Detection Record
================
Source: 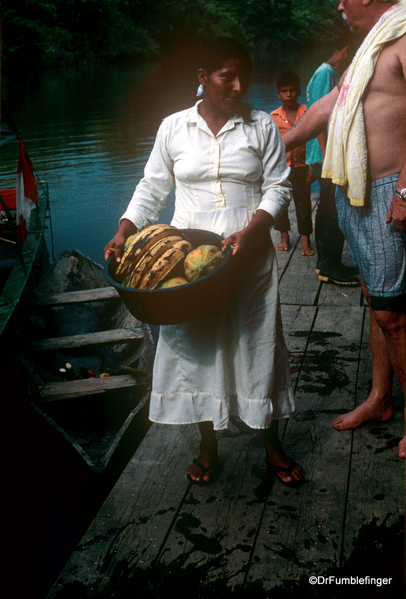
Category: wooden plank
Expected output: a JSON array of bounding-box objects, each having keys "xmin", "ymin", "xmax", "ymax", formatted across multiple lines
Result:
[
  {"xmin": 46, "ymin": 423, "xmax": 199, "ymax": 598},
  {"xmin": 34, "ymin": 286, "xmax": 119, "ymax": 306},
  {"xmin": 37, "ymin": 374, "xmax": 147, "ymax": 402},
  {"xmin": 278, "ymin": 240, "xmax": 320, "ymax": 306},
  {"xmin": 281, "ymin": 304, "xmax": 317, "ymax": 387},
  {"xmin": 140, "ymin": 425, "xmax": 271, "ymax": 598},
  {"xmin": 340, "ymin": 310, "xmax": 405, "ymax": 590},
  {"xmin": 271, "ymin": 228, "xmax": 300, "ymax": 277},
  {"xmin": 244, "ymin": 305, "xmax": 366, "ymax": 593},
  {"xmin": 275, "ymin": 191, "xmax": 319, "ymax": 305},
  {"xmin": 26, "ymin": 328, "xmax": 144, "ymax": 352},
  {"xmin": 318, "ymin": 279, "xmax": 363, "ymax": 307}
]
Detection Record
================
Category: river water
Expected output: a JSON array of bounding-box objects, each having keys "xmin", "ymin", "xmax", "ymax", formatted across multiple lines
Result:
[{"xmin": 2, "ymin": 46, "xmax": 328, "ymax": 266}]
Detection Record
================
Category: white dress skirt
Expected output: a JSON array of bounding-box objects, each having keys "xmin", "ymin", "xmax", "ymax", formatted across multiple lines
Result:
[{"xmin": 149, "ymin": 236, "xmax": 296, "ymax": 430}]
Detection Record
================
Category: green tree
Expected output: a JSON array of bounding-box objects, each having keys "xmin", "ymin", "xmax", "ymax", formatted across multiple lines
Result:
[{"xmin": 0, "ymin": 0, "xmax": 345, "ymax": 71}]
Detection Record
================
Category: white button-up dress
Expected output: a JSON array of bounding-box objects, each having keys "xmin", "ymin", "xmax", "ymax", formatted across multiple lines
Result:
[{"xmin": 121, "ymin": 101, "xmax": 296, "ymax": 430}]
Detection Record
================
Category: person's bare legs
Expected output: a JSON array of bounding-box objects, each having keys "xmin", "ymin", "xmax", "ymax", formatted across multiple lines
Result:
[
  {"xmin": 263, "ymin": 421, "xmax": 303, "ymax": 484},
  {"xmin": 301, "ymin": 234, "xmax": 315, "ymax": 256},
  {"xmin": 332, "ymin": 278, "xmax": 406, "ymax": 457},
  {"xmin": 187, "ymin": 422, "xmax": 218, "ymax": 483},
  {"xmin": 332, "ymin": 307, "xmax": 394, "ymax": 432},
  {"xmin": 276, "ymin": 231, "xmax": 289, "ymax": 251},
  {"xmin": 372, "ymin": 306, "xmax": 406, "ymax": 458}
]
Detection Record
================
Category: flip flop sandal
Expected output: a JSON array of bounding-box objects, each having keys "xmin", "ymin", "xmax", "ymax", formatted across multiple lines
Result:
[
  {"xmin": 187, "ymin": 458, "xmax": 217, "ymax": 486},
  {"xmin": 266, "ymin": 458, "xmax": 303, "ymax": 488}
]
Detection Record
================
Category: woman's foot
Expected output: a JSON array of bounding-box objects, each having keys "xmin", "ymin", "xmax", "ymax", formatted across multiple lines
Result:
[
  {"xmin": 276, "ymin": 231, "xmax": 290, "ymax": 251},
  {"xmin": 264, "ymin": 439, "xmax": 303, "ymax": 486},
  {"xmin": 187, "ymin": 424, "xmax": 218, "ymax": 484}
]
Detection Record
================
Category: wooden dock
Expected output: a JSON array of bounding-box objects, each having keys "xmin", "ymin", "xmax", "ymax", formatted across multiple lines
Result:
[{"xmin": 46, "ymin": 199, "xmax": 405, "ymax": 599}]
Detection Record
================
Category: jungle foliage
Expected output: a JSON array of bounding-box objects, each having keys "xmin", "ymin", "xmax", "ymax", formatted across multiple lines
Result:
[{"xmin": 1, "ymin": 0, "xmax": 346, "ymax": 70}]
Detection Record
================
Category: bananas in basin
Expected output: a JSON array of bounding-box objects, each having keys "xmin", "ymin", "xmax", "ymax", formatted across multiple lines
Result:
[{"xmin": 115, "ymin": 224, "xmax": 225, "ymax": 291}]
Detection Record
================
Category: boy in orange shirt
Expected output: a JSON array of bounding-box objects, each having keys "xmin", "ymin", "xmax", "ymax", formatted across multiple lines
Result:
[{"xmin": 270, "ymin": 72, "xmax": 313, "ymax": 256}]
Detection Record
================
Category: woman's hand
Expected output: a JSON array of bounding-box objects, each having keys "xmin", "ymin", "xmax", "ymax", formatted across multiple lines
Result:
[
  {"xmin": 222, "ymin": 209, "xmax": 275, "ymax": 256},
  {"xmin": 103, "ymin": 219, "xmax": 137, "ymax": 262},
  {"xmin": 222, "ymin": 229, "xmax": 251, "ymax": 256}
]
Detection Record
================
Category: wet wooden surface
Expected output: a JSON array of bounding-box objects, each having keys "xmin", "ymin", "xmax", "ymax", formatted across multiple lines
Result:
[{"xmin": 47, "ymin": 196, "xmax": 405, "ymax": 599}]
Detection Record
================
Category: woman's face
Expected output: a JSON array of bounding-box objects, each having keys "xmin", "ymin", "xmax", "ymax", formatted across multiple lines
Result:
[{"xmin": 199, "ymin": 58, "xmax": 251, "ymax": 115}]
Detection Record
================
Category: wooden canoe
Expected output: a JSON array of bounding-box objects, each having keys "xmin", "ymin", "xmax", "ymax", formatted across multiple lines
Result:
[{"xmin": 20, "ymin": 249, "xmax": 155, "ymax": 474}]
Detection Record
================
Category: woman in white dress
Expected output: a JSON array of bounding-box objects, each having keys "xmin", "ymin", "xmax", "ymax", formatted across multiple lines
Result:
[{"xmin": 104, "ymin": 38, "xmax": 303, "ymax": 487}]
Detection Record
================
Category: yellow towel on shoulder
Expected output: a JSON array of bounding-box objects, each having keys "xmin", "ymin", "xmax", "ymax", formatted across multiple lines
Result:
[{"xmin": 322, "ymin": 1, "xmax": 406, "ymax": 206}]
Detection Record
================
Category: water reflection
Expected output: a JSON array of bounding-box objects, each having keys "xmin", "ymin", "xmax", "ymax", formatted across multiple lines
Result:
[{"xmin": 2, "ymin": 46, "xmax": 330, "ymax": 263}]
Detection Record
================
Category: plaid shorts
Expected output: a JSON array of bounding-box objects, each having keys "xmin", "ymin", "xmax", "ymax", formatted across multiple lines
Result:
[{"xmin": 335, "ymin": 173, "xmax": 406, "ymax": 311}]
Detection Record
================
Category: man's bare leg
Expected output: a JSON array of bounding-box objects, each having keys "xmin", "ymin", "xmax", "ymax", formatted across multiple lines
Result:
[
  {"xmin": 276, "ymin": 231, "xmax": 290, "ymax": 251},
  {"xmin": 301, "ymin": 234, "xmax": 315, "ymax": 256},
  {"xmin": 263, "ymin": 421, "xmax": 303, "ymax": 484},
  {"xmin": 372, "ymin": 307, "xmax": 406, "ymax": 458},
  {"xmin": 332, "ymin": 309, "xmax": 394, "ymax": 432},
  {"xmin": 187, "ymin": 422, "xmax": 218, "ymax": 483}
]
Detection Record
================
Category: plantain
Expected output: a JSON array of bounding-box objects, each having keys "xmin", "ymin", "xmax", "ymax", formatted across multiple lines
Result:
[
  {"xmin": 139, "ymin": 239, "xmax": 193, "ymax": 290},
  {"xmin": 128, "ymin": 234, "xmax": 186, "ymax": 288},
  {"xmin": 158, "ymin": 276, "xmax": 189, "ymax": 289},
  {"xmin": 124, "ymin": 233, "xmax": 138, "ymax": 251},
  {"xmin": 116, "ymin": 224, "xmax": 179, "ymax": 280}
]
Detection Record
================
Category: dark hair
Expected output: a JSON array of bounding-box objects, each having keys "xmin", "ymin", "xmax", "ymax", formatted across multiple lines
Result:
[
  {"xmin": 200, "ymin": 37, "xmax": 253, "ymax": 123},
  {"xmin": 335, "ymin": 31, "xmax": 364, "ymax": 64},
  {"xmin": 202, "ymin": 37, "xmax": 252, "ymax": 75},
  {"xmin": 276, "ymin": 72, "xmax": 301, "ymax": 91}
]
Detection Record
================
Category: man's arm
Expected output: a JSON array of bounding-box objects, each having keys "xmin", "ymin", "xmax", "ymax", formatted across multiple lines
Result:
[
  {"xmin": 283, "ymin": 86, "xmax": 339, "ymax": 151},
  {"xmin": 385, "ymin": 37, "xmax": 406, "ymax": 232}
]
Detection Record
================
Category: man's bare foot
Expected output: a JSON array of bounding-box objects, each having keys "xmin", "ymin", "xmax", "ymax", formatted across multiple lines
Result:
[
  {"xmin": 187, "ymin": 435, "xmax": 218, "ymax": 484},
  {"xmin": 332, "ymin": 394, "xmax": 394, "ymax": 431},
  {"xmin": 301, "ymin": 235, "xmax": 315, "ymax": 256},
  {"xmin": 264, "ymin": 440, "xmax": 303, "ymax": 486},
  {"xmin": 398, "ymin": 434, "xmax": 406, "ymax": 458},
  {"xmin": 276, "ymin": 231, "xmax": 290, "ymax": 252}
]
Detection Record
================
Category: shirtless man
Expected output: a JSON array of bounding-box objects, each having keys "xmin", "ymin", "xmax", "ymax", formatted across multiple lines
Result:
[{"xmin": 283, "ymin": 0, "xmax": 406, "ymax": 458}]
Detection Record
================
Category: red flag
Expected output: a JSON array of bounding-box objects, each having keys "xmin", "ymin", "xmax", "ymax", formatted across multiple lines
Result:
[
  {"xmin": 16, "ymin": 139, "xmax": 38, "ymax": 231},
  {"xmin": 17, "ymin": 139, "xmax": 38, "ymax": 206}
]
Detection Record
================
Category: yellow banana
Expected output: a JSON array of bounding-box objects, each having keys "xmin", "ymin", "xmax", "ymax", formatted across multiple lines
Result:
[
  {"xmin": 128, "ymin": 234, "xmax": 185, "ymax": 288},
  {"xmin": 139, "ymin": 239, "xmax": 193, "ymax": 290},
  {"xmin": 116, "ymin": 224, "xmax": 179, "ymax": 279}
]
